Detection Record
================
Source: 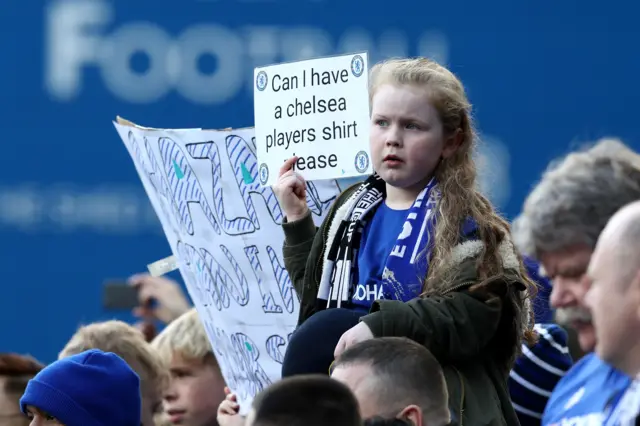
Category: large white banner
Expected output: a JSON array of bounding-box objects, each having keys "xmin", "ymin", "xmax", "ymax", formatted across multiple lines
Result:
[{"xmin": 113, "ymin": 118, "xmax": 347, "ymax": 413}]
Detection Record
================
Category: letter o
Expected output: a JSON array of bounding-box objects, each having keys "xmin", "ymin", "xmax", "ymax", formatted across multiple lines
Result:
[
  {"xmin": 173, "ymin": 25, "xmax": 243, "ymax": 105},
  {"xmin": 99, "ymin": 22, "xmax": 174, "ymax": 103}
]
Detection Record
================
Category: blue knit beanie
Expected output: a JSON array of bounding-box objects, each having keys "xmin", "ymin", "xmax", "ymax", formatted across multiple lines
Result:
[
  {"xmin": 509, "ymin": 324, "xmax": 573, "ymax": 426},
  {"xmin": 20, "ymin": 349, "xmax": 141, "ymax": 426}
]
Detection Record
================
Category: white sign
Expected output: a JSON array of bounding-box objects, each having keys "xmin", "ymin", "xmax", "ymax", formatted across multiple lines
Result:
[
  {"xmin": 113, "ymin": 118, "xmax": 344, "ymax": 414},
  {"xmin": 254, "ymin": 52, "xmax": 372, "ymax": 186}
]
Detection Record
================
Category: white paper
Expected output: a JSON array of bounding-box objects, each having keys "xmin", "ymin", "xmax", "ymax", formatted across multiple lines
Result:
[
  {"xmin": 147, "ymin": 255, "xmax": 178, "ymax": 277},
  {"xmin": 254, "ymin": 52, "xmax": 372, "ymax": 186},
  {"xmin": 113, "ymin": 120, "xmax": 344, "ymax": 414}
]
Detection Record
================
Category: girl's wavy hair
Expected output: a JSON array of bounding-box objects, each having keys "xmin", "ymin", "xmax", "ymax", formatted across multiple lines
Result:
[{"xmin": 369, "ymin": 58, "xmax": 537, "ymax": 347}]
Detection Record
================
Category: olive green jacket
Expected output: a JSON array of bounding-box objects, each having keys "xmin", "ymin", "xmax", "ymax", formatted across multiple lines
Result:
[{"xmin": 282, "ymin": 185, "xmax": 529, "ymax": 426}]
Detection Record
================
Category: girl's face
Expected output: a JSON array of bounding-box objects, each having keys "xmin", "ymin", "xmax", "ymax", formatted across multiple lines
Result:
[{"xmin": 370, "ymin": 83, "xmax": 454, "ymax": 191}]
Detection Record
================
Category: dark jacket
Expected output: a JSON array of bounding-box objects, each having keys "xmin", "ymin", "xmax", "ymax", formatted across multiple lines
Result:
[{"xmin": 282, "ymin": 184, "xmax": 528, "ymax": 426}]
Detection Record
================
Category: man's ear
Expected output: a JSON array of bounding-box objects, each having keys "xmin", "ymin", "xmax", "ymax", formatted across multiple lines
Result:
[
  {"xmin": 442, "ymin": 128, "xmax": 463, "ymax": 159},
  {"xmin": 398, "ymin": 404, "xmax": 422, "ymax": 426}
]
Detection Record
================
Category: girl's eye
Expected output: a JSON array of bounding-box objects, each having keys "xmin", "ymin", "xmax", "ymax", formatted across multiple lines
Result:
[
  {"xmin": 406, "ymin": 123, "xmax": 420, "ymax": 130},
  {"xmin": 375, "ymin": 119, "xmax": 388, "ymax": 127}
]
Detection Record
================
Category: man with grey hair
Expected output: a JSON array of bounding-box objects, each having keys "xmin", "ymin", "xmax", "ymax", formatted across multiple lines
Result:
[
  {"xmin": 585, "ymin": 200, "xmax": 640, "ymax": 425},
  {"xmin": 511, "ymin": 138, "xmax": 640, "ymax": 425}
]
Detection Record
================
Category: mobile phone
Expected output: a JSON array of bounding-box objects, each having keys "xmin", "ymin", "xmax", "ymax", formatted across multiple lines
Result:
[{"xmin": 103, "ymin": 281, "xmax": 139, "ymax": 310}]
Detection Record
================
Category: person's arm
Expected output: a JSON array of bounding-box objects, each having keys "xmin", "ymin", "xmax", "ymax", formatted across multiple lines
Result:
[
  {"xmin": 282, "ymin": 212, "xmax": 319, "ymax": 299},
  {"xmin": 128, "ymin": 274, "xmax": 192, "ymax": 325},
  {"xmin": 360, "ymin": 289, "xmax": 503, "ymax": 362},
  {"xmin": 282, "ymin": 183, "xmax": 360, "ymax": 301}
]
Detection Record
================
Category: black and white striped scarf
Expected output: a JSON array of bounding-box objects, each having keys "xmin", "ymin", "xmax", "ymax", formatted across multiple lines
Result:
[{"xmin": 317, "ymin": 173, "xmax": 440, "ymax": 308}]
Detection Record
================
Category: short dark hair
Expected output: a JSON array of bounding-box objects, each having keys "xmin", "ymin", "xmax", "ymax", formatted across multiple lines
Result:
[
  {"xmin": 251, "ymin": 375, "xmax": 361, "ymax": 426},
  {"xmin": 333, "ymin": 337, "xmax": 448, "ymax": 423}
]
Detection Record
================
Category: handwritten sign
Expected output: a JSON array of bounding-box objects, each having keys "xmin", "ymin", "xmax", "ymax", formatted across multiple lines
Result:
[
  {"xmin": 113, "ymin": 118, "xmax": 345, "ymax": 414},
  {"xmin": 254, "ymin": 52, "xmax": 372, "ymax": 186}
]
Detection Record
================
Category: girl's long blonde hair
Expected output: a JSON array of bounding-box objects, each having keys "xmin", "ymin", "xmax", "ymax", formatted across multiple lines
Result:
[{"xmin": 370, "ymin": 58, "xmax": 536, "ymax": 348}]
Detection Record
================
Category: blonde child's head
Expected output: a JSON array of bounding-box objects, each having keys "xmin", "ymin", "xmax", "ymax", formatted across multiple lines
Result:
[{"xmin": 152, "ymin": 308, "xmax": 226, "ymax": 426}]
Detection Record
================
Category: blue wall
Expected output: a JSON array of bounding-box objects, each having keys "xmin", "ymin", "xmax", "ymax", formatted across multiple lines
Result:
[{"xmin": 1, "ymin": 0, "xmax": 637, "ymax": 363}]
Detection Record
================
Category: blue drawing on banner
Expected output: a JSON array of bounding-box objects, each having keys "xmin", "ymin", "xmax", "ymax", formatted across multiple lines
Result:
[
  {"xmin": 266, "ymin": 333, "xmax": 294, "ymax": 365},
  {"xmin": 201, "ymin": 246, "xmax": 250, "ymax": 307},
  {"xmin": 182, "ymin": 140, "xmax": 253, "ymax": 235},
  {"xmin": 187, "ymin": 136, "xmax": 282, "ymax": 235},
  {"xmin": 199, "ymin": 133, "xmax": 336, "ymax": 224},
  {"xmin": 305, "ymin": 178, "xmax": 338, "ymax": 217},
  {"xmin": 231, "ymin": 332, "xmax": 271, "ymax": 397},
  {"xmin": 158, "ymin": 137, "xmax": 221, "ymax": 236},
  {"xmin": 256, "ymin": 71, "xmax": 268, "ymax": 91},
  {"xmin": 266, "ymin": 246, "xmax": 296, "ymax": 312},
  {"xmin": 172, "ymin": 160, "xmax": 185, "ymax": 179},
  {"xmin": 206, "ymin": 324, "xmax": 271, "ymax": 401},
  {"xmin": 258, "ymin": 163, "xmax": 269, "ymax": 186},
  {"xmin": 184, "ymin": 262, "xmax": 206, "ymax": 305},
  {"xmin": 177, "ymin": 241, "xmax": 230, "ymax": 310},
  {"xmin": 351, "ymin": 55, "xmax": 365, "ymax": 78},
  {"xmin": 244, "ymin": 246, "xmax": 283, "ymax": 314},
  {"xmin": 127, "ymin": 131, "xmax": 186, "ymax": 237},
  {"xmin": 176, "ymin": 242, "xmax": 249, "ymax": 310},
  {"xmin": 146, "ymin": 137, "xmax": 189, "ymax": 235},
  {"xmin": 266, "ymin": 335, "xmax": 287, "ymax": 364},
  {"xmin": 240, "ymin": 162, "xmax": 255, "ymax": 184},
  {"xmin": 226, "ymin": 135, "xmax": 283, "ymax": 225},
  {"xmin": 354, "ymin": 150, "xmax": 369, "ymax": 173}
]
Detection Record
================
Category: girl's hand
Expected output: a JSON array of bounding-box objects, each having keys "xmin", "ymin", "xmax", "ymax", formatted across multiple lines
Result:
[
  {"xmin": 273, "ymin": 157, "xmax": 309, "ymax": 222},
  {"xmin": 217, "ymin": 387, "xmax": 244, "ymax": 426},
  {"xmin": 334, "ymin": 322, "xmax": 375, "ymax": 358}
]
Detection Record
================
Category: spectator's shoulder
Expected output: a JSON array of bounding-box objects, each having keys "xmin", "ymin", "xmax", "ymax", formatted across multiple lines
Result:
[
  {"xmin": 521, "ymin": 323, "xmax": 573, "ymax": 373},
  {"xmin": 557, "ymin": 353, "xmax": 603, "ymax": 386}
]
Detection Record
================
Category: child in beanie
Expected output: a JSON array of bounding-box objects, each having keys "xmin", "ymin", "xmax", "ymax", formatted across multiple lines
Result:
[{"xmin": 20, "ymin": 349, "xmax": 141, "ymax": 426}]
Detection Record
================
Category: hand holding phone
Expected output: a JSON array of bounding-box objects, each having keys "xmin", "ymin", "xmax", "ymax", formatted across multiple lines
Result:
[
  {"xmin": 102, "ymin": 281, "xmax": 140, "ymax": 311},
  {"xmin": 127, "ymin": 274, "xmax": 191, "ymax": 324}
]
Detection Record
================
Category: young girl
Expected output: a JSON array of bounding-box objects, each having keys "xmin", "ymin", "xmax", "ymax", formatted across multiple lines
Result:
[{"xmin": 274, "ymin": 57, "xmax": 536, "ymax": 426}]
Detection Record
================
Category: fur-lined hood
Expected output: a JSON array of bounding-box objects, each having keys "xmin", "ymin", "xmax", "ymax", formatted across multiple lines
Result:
[{"xmin": 444, "ymin": 237, "xmax": 534, "ymax": 339}]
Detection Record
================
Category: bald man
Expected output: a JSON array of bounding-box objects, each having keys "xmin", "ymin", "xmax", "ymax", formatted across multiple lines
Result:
[{"xmin": 585, "ymin": 200, "xmax": 640, "ymax": 425}]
